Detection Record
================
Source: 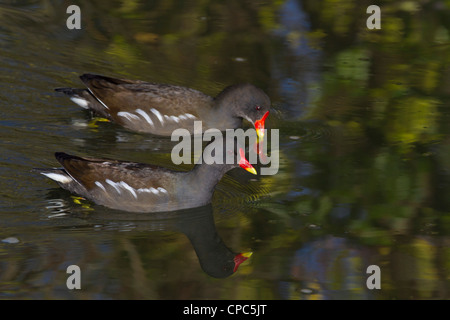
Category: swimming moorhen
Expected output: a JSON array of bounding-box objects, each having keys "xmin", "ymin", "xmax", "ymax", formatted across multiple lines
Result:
[
  {"xmin": 36, "ymin": 142, "xmax": 257, "ymax": 213},
  {"xmin": 56, "ymin": 74, "xmax": 270, "ymax": 138}
]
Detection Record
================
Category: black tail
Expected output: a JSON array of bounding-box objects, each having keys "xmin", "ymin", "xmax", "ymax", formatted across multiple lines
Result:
[
  {"xmin": 31, "ymin": 167, "xmax": 57, "ymax": 174},
  {"xmin": 54, "ymin": 152, "xmax": 87, "ymax": 165},
  {"xmin": 55, "ymin": 87, "xmax": 86, "ymax": 97}
]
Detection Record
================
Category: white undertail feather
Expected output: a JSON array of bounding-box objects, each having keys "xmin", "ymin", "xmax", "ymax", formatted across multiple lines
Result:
[
  {"xmin": 70, "ymin": 97, "xmax": 89, "ymax": 109},
  {"xmin": 41, "ymin": 172, "xmax": 73, "ymax": 184}
]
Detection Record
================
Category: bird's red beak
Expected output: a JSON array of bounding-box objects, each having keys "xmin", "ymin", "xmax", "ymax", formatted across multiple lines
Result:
[
  {"xmin": 233, "ymin": 252, "xmax": 253, "ymax": 272},
  {"xmin": 255, "ymin": 111, "xmax": 269, "ymax": 140},
  {"xmin": 239, "ymin": 148, "xmax": 257, "ymax": 175}
]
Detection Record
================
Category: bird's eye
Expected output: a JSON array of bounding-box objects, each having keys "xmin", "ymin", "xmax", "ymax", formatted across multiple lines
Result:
[{"xmin": 255, "ymin": 105, "xmax": 261, "ymax": 111}]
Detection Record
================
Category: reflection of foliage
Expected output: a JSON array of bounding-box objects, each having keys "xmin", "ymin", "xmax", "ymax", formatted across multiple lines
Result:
[
  {"xmin": 71, "ymin": 0, "xmax": 281, "ymax": 91},
  {"xmin": 2, "ymin": 0, "xmax": 449, "ymax": 299},
  {"xmin": 278, "ymin": 0, "xmax": 450, "ymax": 243},
  {"xmin": 303, "ymin": 0, "xmax": 450, "ymax": 146},
  {"xmin": 0, "ymin": 0, "xmax": 281, "ymax": 90},
  {"xmin": 254, "ymin": 0, "xmax": 450, "ymax": 299}
]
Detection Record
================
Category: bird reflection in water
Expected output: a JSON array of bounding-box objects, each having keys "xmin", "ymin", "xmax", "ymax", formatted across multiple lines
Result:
[{"xmin": 43, "ymin": 199, "xmax": 252, "ymax": 279}]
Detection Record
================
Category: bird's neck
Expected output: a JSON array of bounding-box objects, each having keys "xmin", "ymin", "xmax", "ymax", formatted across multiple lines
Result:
[
  {"xmin": 185, "ymin": 163, "xmax": 231, "ymax": 204},
  {"xmin": 190, "ymin": 162, "xmax": 229, "ymax": 187}
]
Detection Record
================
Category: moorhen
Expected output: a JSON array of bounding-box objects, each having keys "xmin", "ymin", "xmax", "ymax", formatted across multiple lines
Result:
[
  {"xmin": 36, "ymin": 141, "xmax": 257, "ymax": 213},
  {"xmin": 56, "ymin": 74, "xmax": 270, "ymax": 138}
]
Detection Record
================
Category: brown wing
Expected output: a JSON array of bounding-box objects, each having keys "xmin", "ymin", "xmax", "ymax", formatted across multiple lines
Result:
[
  {"xmin": 80, "ymin": 74, "xmax": 214, "ymax": 134},
  {"xmin": 55, "ymin": 152, "xmax": 174, "ymax": 188},
  {"xmin": 55, "ymin": 152, "xmax": 180, "ymax": 212}
]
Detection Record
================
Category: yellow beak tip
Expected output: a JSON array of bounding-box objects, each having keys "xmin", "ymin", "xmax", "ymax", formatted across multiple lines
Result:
[{"xmin": 246, "ymin": 167, "xmax": 257, "ymax": 175}]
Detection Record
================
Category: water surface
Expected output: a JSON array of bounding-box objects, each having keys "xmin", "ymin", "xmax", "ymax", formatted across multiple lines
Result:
[{"xmin": 0, "ymin": 0, "xmax": 449, "ymax": 299}]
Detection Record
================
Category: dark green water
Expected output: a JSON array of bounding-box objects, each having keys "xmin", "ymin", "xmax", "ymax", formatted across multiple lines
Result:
[{"xmin": 0, "ymin": 0, "xmax": 449, "ymax": 299}]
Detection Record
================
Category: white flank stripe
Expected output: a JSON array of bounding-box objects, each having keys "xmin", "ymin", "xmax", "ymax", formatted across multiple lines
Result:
[
  {"xmin": 150, "ymin": 108, "xmax": 164, "ymax": 124},
  {"xmin": 157, "ymin": 187, "xmax": 168, "ymax": 194},
  {"xmin": 41, "ymin": 172, "xmax": 73, "ymax": 184},
  {"xmin": 178, "ymin": 115, "xmax": 187, "ymax": 120},
  {"xmin": 135, "ymin": 186, "xmax": 167, "ymax": 195},
  {"xmin": 185, "ymin": 113, "xmax": 196, "ymax": 119},
  {"xmin": 104, "ymin": 179, "xmax": 164, "ymax": 199},
  {"xmin": 163, "ymin": 115, "xmax": 180, "ymax": 123},
  {"xmin": 106, "ymin": 179, "xmax": 122, "ymax": 194},
  {"xmin": 135, "ymin": 109, "xmax": 154, "ymax": 126},
  {"xmin": 119, "ymin": 181, "xmax": 138, "ymax": 199},
  {"xmin": 117, "ymin": 111, "xmax": 140, "ymax": 121},
  {"xmin": 137, "ymin": 188, "xmax": 151, "ymax": 193},
  {"xmin": 70, "ymin": 97, "xmax": 89, "ymax": 109},
  {"xmin": 95, "ymin": 181, "xmax": 106, "ymax": 192},
  {"xmin": 136, "ymin": 187, "xmax": 157, "ymax": 194}
]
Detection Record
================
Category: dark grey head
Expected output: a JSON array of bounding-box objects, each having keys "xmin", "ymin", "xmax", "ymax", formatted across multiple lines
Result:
[
  {"xmin": 198, "ymin": 250, "xmax": 251, "ymax": 278},
  {"xmin": 215, "ymin": 83, "xmax": 271, "ymax": 126}
]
